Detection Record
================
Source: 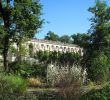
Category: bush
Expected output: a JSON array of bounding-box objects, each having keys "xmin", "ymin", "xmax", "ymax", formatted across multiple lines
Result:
[
  {"xmin": 80, "ymin": 83, "xmax": 110, "ymax": 100},
  {"xmin": 32, "ymin": 62, "xmax": 47, "ymax": 79},
  {"xmin": 9, "ymin": 61, "xmax": 31, "ymax": 77},
  {"xmin": 47, "ymin": 64, "xmax": 87, "ymax": 87},
  {"xmin": 28, "ymin": 77, "xmax": 43, "ymax": 87},
  {"xmin": 0, "ymin": 74, "xmax": 38, "ymax": 100},
  {"xmin": 47, "ymin": 64, "xmax": 87, "ymax": 100},
  {"xmin": 35, "ymin": 50, "xmax": 82, "ymax": 65},
  {"xmin": 0, "ymin": 74, "xmax": 28, "ymax": 93},
  {"xmin": 87, "ymin": 52, "xmax": 110, "ymax": 83},
  {"xmin": 9, "ymin": 61, "xmax": 47, "ymax": 79}
]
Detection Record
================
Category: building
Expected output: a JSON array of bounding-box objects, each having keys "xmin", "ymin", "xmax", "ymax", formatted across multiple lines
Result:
[
  {"xmin": 26, "ymin": 39, "xmax": 83, "ymax": 55},
  {"xmin": 0, "ymin": 39, "xmax": 83, "ymax": 62}
]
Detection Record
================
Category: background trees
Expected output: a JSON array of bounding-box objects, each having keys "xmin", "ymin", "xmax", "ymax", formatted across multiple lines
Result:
[
  {"xmin": 59, "ymin": 35, "xmax": 71, "ymax": 43},
  {"xmin": 45, "ymin": 31, "xmax": 59, "ymax": 41},
  {"xmin": 45, "ymin": 31, "xmax": 71, "ymax": 43},
  {"xmin": 44, "ymin": 31, "xmax": 90, "ymax": 46},
  {"xmin": 71, "ymin": 33, "xmax": 90, "ymax": 48}
]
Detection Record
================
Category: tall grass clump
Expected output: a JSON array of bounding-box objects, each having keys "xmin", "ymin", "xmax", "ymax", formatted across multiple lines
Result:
[
  {"xmin": 47, "ymin": 64, "xmax": 87, "ymax": 100},
  {"xmin": 0, "ymin": 74, "xmax": 32, "ymax": 100},
  {"xmin": 47, "ymin": 64, "xmax": 87, "ymax": 87},
  {"xmin": 0, "ymin": 74, "xmax": 28, "ymax": 93}
]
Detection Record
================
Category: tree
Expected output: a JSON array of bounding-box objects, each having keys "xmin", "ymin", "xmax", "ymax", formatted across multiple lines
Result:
[
  {"xmin": 0, "ymin": 26, "xmax": 5, "ymax": 54},
  {"xmin": 59, "ymin": 35, "xmax": 71, "ymax": 43},
  {"xmin": 71, "ymin": 33, "xmax": 90, "ymax": 48},
  {"xmin": 45, "ymin": 31, "xmax": 59, "ymax": 41},
  {"xmin": 29, "ymin": 43, "xmax": 34, "ymax": 58},
  {"xmin": 85, "ymin": 0, "xmax": 110, "ymax": 82},
  {"xmin": 0, "ymin": 0, "xmax": 43, "ymax": 71}
]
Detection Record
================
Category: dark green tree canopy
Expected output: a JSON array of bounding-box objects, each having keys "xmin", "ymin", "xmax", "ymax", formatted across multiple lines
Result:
[
  {"xmin": 12, "ymin": 0, "xmax": 43, "ymax": 39},
  {"xmin": 45, "ymin": 31, "xmax": 59, "ymax": 41},
  {"xmin": 0, "ymin": 0, "xmax": 43, "ymax": 70},
  {"xmin": 71, "ymin": 33, "xmax": 90, "ymax": 48},
  {"xmin": 59, "ymin": 35, "xmax": 70, "ymax": 43},
  {"xmin": 0, "ymin": 0, "xmax": 43, "ymax": 40},
  {"xmin": 85, "ymin": 0, "xmax": 110, "ymax": 82},
  {"xmin": 88, "ymin": 0, "xmax": 110, "ymax": 52}
]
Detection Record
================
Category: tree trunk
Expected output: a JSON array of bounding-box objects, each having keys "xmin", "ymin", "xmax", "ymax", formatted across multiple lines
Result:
[
  {"xmin": 0, "ymin": 1, "xmax": 11, "ymax": 71},
  {"xmin": 3, "ymin": 36, "xmax": 9, "ymax": 71},
  {"xmin": 3, "ymin": 47, "xmax": 9, "ymax": 71},
  {"xmin": 18, "ymin": 40, "xmax": 22, "ymax": 62}
]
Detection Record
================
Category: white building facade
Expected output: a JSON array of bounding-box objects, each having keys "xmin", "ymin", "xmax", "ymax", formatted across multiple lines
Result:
[{"xmin": 26, "ymin": 39, "xmax": 83, "ymax": 55}]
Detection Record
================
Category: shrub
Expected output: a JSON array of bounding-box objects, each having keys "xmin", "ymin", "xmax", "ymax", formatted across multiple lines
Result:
[
  {"xmin": 0, "ymin": 74, "xmax": 13, "ymax": 93},
  {"xmin": 0, "ymin": 74, "xmax": 28, "ymax": 93},
  {"xmin": 9, "ymin": 61, "xmax": 47, "ymax": 79},
  {"xmin": 35, "ymin": 50, "xmax": 82, "ymax": 65},
  {"xmin": 80, "ymin": 83, "xmax": 110, "ymax": 100},
  {"xmin": 0, "ymin": 74, "xmax": 38, "ymax": 100},
  {"xmin": 47, "ymin": 64, "xmax": 87, "ymax": 100},
  {"xmin": 9, "ymin": 61, "xmax": 31, "ymax": 77},
  {"xmin": 28, "ymin": 77, "xmax": 43, "ymax": 87},
  {"xmin": 32, "ymin": 62, "xmax": 47, "ymax": 79},
  {"xmin": 87, "ymin": 52, "xmax": 110, "ymax": 83},
  {"xmin": 47, "ymin": 64, "xmax": 87, "ymax": 87}
]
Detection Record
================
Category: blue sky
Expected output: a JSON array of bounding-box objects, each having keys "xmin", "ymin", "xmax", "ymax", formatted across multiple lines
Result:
[{"xmin": 36, "ymin": 0, "xmax": 110, "ymax": 39}]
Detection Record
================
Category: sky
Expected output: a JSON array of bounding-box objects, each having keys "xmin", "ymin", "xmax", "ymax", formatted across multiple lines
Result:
[{"xmin": 36, "ymin": 0, "xmax": 110, "ymax": 39}]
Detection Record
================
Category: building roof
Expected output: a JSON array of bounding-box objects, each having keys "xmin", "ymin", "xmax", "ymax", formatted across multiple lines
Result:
[{"xmin": 29, "ymin": 38, "xmax": 81, "ymax": 48}]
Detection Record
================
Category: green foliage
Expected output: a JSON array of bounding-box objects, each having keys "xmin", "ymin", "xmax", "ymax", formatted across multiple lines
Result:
[
  {"xmin": 59, "ymin": 35, "xmax": 71, "ymax": 43},
  {"xmin": 35, "ymin": 51, "xmax": 82, "ymax": 65},
  {"xmin": 9, "ymin": 61, "xmax": 47, "ymax": 79},
  {"xmin": 32, "ymin": 62, "xmax": 47, "ymax": 78},
  {"xmin": 0, "ymin": 0, "xmax": 43, "ymax": 70},
  {"xmin": 9, "ymin": 61, "xmax": 31, "ymax": 77},
  {"xmin": 12, "ymin": 0, "xmax": 43, "ymax": 38},
  {"xmin": 0, "ymin": 26, "xmax": 6, "ymax": 53},
  {"xmin": 87, "ymin": 52, "xmax": 110, "ymax": 82},
  {"xmin": 0, "ymin": 73, "xmax": 37, "ymax": 100},
  {"xmin": 0, "ymin": 74, "xmax": 28, "ymax": 93},
  {"xmin": 45, "ymin": 31, "xmax": 59, "ymax": 41},
  {"xmin": 4, "ymin": 75, "xmax": 28, "ymax": 93},
  {"xmin": 84, "ymin": 0, "xmax": 110, "ymax": 82},
  {"xmin": 18, "ymin": 44, "xmax": 28, "ymax": 57},
  {"xmin": 29, "ymin": 43, "xmax": 34, "ymax": 57},
  {"xmin": 80, "ymin": 83, "xmax": 110, "ymax": 100},
  {"xmin": 71, "ymin": 33, "xmax": 90, "ymax": 48},
  {"xmin": 36, "ymin": 51, "xmax": 49, "ymax": 62},
  {"xmin": 45, "ymin": 31, "xmax": 71, "ymax": 43},
  {"xmin": 49, "ymin": 51, "xmax": 58, "ymax": 63},
  {"xmin": 58, "ymin": 52, "xmax": 81, "ymax": 65}
]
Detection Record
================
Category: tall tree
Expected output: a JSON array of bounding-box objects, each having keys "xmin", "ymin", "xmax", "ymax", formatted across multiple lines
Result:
[
  {"xmin": 0, "ymin": 0, "xmax": 43, "ymax": 71},
  {"xmin": 85, "ymin": 0, "xmax": 110, "ymax": 82},
  {"xmin": 45, "ymin": 31, "xmax": 59, "ymax": 41}
]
